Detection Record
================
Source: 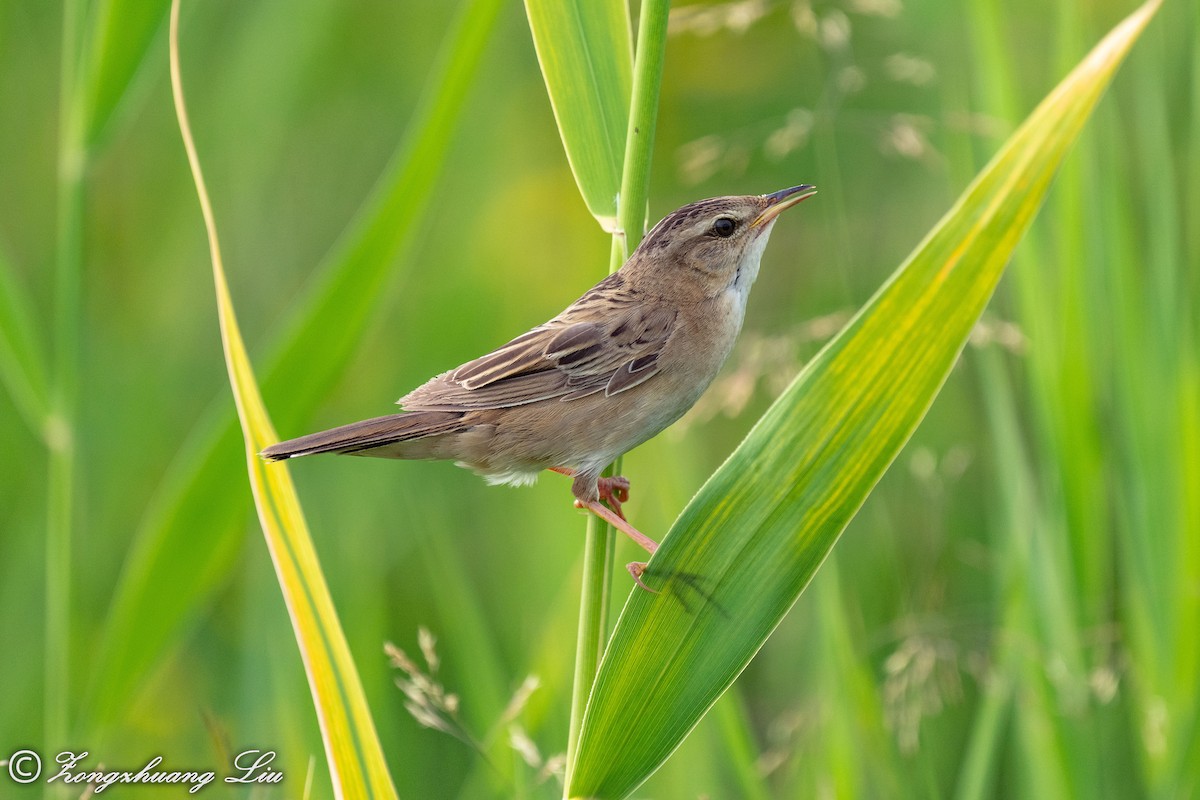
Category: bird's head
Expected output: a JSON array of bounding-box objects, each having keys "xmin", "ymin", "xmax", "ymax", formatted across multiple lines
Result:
[{"xmin": 625, "ymin": 185, "xmax": 816, "ymax": 299}]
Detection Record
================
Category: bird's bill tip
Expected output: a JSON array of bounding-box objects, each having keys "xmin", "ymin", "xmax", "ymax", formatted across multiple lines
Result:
[{"xmin": 752, "ymin": 184, "xmax": 817, "ymax": 227}]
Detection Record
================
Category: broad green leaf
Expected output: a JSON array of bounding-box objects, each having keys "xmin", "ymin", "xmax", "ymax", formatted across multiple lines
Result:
[
  {"xmin": 567, "ymin": 2, "xmax": 1160, "ymax": 797},
  {"xmin": 168, "ymin": 3, "xmax": 397, "ymax": 796},
  {"xmin": 524, "ymin": 0, "xmax": 632, "ymax": 231},
  {"xmin": 85, "ymin": 0, "xmax": 505, "ymax": 732}
]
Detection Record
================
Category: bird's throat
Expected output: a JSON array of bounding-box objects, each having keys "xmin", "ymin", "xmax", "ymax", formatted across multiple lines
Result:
[{"xmin": 730, "ymin": 221, "xmax": 776, "ymax": 301}]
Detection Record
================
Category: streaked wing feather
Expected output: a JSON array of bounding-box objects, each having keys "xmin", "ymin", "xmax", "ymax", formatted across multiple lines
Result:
[
  {"xmin": 544, "ymin": 323, "xmax": 603, "ymax": 358},
  {"xmin": 452, "ymin": 329, "xmax": 548, "ymax": 388},
  {"xmin": 401, "ymin": 368, "xmax": 567, "ymax": 410},
  {"xmin": 605, "ymin": 353, "xmax": 661, "ymax": 395},
  {"xmin": 399, "ymin": 279, "xmax": 676, "ymax": 411}
]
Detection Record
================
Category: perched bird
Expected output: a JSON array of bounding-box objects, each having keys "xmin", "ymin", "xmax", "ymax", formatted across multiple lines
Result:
[{"xmin": 262, "ymin": 185, "xmax": 816, "ymax": 586}]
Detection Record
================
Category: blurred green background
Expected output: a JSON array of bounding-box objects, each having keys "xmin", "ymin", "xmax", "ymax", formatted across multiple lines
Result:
[{"xmin": 1, "ymin": 0, "xmax": 1195, "ymax": 797}]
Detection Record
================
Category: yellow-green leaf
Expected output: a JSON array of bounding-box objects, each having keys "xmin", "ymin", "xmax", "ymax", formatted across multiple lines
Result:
[
  {"xmin": 85, "ymin": 0, "xmax": 503, "ymax": 735},
  {"xmin": 524, "ymin": 0, "xmax": 632, "ymax": 231},
  {"xmin": 170, "ymin": 3, "xmax": 397, "ymax": 797},
  {"xmin": 567, "ymin": 1, "xmax": 1160, "ymax": 797}
]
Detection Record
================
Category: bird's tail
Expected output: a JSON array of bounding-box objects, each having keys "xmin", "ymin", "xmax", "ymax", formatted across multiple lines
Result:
[{"xmin": 260, "ymin": 410, "xmax": 466, "ymax": 461}]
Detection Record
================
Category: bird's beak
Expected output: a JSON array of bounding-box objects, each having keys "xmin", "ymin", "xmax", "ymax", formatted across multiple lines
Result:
[{"xmin": 752, "ymin": 184, "xmax": 817, "ymax": 227}]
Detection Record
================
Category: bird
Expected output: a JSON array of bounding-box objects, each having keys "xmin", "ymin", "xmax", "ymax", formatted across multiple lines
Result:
[{"xmin": 261, "ymin": 185, "xmax": 816, "ymax": 588}]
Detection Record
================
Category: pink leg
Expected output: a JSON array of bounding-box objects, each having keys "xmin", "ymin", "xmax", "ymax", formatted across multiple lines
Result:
[
  {"xmin": 573, "ymin": 498, "xmax": 658, "ymax": 554},
  {"xmin": 552, "ymin": 467, "xmax": 659, "ymax": 592},
  {"xmin": 574, "ymin": 500, "xmax": 659, "ymax": 593}
]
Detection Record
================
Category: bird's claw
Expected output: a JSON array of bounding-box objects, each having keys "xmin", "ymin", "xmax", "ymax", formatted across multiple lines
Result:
[
  {"xmin": 597, "ymin": 475, "xmax": 631, "ymax": 517},
  {"xmin": 627, "ymin": 561, "xmax": 658, "ymax": 593}
]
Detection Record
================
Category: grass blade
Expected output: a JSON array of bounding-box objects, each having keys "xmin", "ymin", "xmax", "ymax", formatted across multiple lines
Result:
[
  {"xmin": 566, "ymin": 2, "xmax": 1160, "ymax": 797},
  {"xmin": 170, "ymin": 3, "xmax": 397, "ymax": 795},
  {"xmin": 86, "ymin": 0, "xmax": 504, "ymax": 731},
  {"xmin": 0, "ymin": 248, "xmax": 50, "ymax": 436},
  {"xmin": 84, "ymin": 0, "xmax": 172, "ymax": 147},
  {"xmin": 524, "ymin": 0, "xmax": 632, "ymax": 231}
]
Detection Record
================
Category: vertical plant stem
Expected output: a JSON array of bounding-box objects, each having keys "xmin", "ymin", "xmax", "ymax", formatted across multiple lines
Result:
[
  {"xmin": 47, "ymin": 0, "xmax": 87, "ymax": 752},
  {"xmin": 565, "ymin": 0, "xmax": 669, "ymax": 788},
  {"xmin": 614, "ymin": 0, "xmax": 668, "ymax": 253},
  {"xmin": 566, "ymin": 514, "xmax": 614, "ymax": 778}
]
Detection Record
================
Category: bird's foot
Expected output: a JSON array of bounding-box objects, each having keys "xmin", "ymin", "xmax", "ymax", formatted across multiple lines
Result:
[
  {"xmin": 596, "ymin": 475, "xmax": 630, "ymax": 517},
  {"xmin": 626, "ymin": 561, "xmax": 658, "ymax": 594},
  {"xmin": 549, "ymin": 466, "xmax": 632, "ymax": 518}
]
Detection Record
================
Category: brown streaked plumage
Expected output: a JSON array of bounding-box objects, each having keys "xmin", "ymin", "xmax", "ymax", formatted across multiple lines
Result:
[{"xmin": 261, "ymin": 185, "xmax": 816, "ymax": 586}]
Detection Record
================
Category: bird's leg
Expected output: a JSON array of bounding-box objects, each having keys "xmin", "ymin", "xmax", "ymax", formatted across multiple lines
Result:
[
  {"xmin": 549, "ymin": 466, "xmax": 630, "ymax": 516},
  {"xmin": 575, "ymin": 499, "xmax": 658, "ymax": 593},
  {"xmin": 550, "ymin": 466, "xmax": 659, "ymax": 593},
  {"xmin": 573, "ymin": 498, "xmax": 658, "ymax": 554}
]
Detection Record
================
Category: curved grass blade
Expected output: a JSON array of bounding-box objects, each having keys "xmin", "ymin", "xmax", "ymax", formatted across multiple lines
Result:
[
  {"xmin": 0, "ymin": 248, "xmax": 50, "ymax": 436},
  {"xmin": 524, "ymin": 0, "xmax": 632, "ymax": 231},
  {"xmin": 169, "ymin": 4, "xmax": 397, "ymax": 796},
  {"xmin": 86, "ymin": 0, "xmax": 503, "ymax": 731},
  {"xmin": 567, "ymin": 2, "xmax": 1160, "ymax": 797}
]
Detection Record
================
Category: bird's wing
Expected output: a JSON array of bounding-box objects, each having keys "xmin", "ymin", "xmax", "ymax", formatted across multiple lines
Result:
[{"xmin": 398, "ymin": 276, "xmax": 677, "ymax": 411}]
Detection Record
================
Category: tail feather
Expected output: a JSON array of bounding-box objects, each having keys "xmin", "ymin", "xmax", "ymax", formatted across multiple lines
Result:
[{"xmin": 260, "ymin": 410, "xmax": 466, "ymax": 461}]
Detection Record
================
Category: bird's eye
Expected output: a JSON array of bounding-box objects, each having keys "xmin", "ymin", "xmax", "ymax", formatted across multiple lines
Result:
[{"xmin": 711, "ymin": 217, "xmax": 737, "ymax": 238}]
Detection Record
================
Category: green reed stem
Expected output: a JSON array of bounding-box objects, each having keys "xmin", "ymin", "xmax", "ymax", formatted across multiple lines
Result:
[
  {"xmin": 567, "ymin": 513, "xmax": 615, "ymax": 778},
  {"xmin": 614, "ymin": 0, "xmax": 667, "ymax": 251},
  {"xmin": 565, "ymin": 0, "xmax": 669, "ymax": 789}
]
